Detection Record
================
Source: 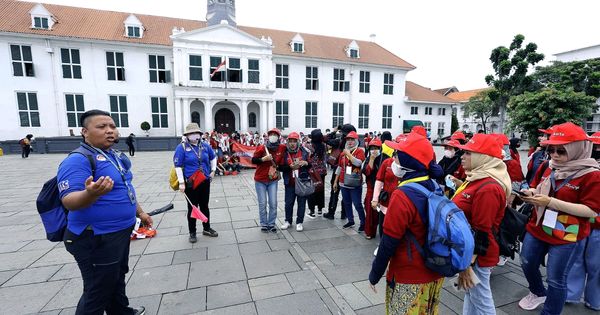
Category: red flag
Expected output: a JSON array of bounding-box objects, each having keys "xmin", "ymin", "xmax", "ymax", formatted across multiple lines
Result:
[
  {"xmin": 182, "ymin": 193, "xmax": 208, "ymax": 223},
  {"xmin": 231, "ymin": 142, "xmax": 257, "ymax": 168},
  {"xmin": 210, "ymin": 59, "xmax": 227, "ymax": 78}
]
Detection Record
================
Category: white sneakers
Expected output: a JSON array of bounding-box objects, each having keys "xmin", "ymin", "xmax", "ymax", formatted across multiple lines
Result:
[
  {"xmin": 280, "ymin": 222, "xmax": 290, "ymax": 230},
  {"xmin": 296, "ymin": 223, "xmax": 304, "ymax": 232},
  {"xmin": 518, "ymin": 292, "xmax": 546, "ymax": 310},
  {"xmin": 280, "ymin": 222, "xmax": 304, "ymax": 231}
]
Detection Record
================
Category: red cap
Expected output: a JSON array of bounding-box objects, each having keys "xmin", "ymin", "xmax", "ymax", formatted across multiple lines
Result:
[
  {"xmin": 287, "ymin": 132, "xmax": 300, "ymax": 140},
  {"xmin": 267, "ymin": 128, "xmax": 281, "ymax": 136},
  {"xmin": 395, "ymin": 134, "xmax": 408, "ymax": 142},
  {"xmin": 541, "ymin": 122, "xmax": 589, "ymax": 146},
  {"xmin": 491, "ymin": 133, "xmax": 510, "ymax": 145},
  {"xmin": 368, "ymin": 138, "xmax": 382, "ymax": 147},
  {"xmin": 590, "ymin": 131, "xmax": 600, "ymax": 145},
  {"xmin": 456, "ymin": 133, "xmax": 504, "ymax": 159},
  {"xmin": 450, "ymin": 131, "xmax": 466, "ymax": 141},
  {"xmin": 384, "ymin": 133, "xmax": 434, "ymax": 169},
  {"xmin": 345, "ymin": 131, "xmax": 359, "ymax": 139},
  {"xmin": 411, "ymin": 125, "xmax": 427, "ymax": 137},
  {"xmin": 444, "ymin": 139, "xmax": 461, "ymax": 148},
  {"xmin": 538, "ymin": 128, "xmax": 553, "ymax": 135}
]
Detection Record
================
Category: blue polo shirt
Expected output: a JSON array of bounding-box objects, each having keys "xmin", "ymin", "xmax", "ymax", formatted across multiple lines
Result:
[
  {"xmin": 57, "ymin": 149, "xmax": 137, "ymax": 235},
  {"xmin": 173, "ymin": 142, "xmax": 215, "ymax": 178}
]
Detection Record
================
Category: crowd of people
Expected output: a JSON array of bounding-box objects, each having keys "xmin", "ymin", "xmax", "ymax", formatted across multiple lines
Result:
[{"xmin": 51, "ymin": 107, "xmax": 600, "ymax": 314}]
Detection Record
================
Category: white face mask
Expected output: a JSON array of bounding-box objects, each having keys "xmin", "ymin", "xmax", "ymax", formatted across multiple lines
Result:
[
  {"xmin": 444, "ymin": 150, "xmax": 455, "ymax": 159},
  {"xmin": 269, "ymin": 135, "xmax": 279, "ymax": 143},
  {"xmin": 370, "ymin": 149, "xmax": 380, "ymax": 157},
  {"xmin": 391, "ymin": 161, "xmax": 407, "ymax": 178},
  {"xmin": 187, "ymin": 134, "xmax": 201, "ymax": 142}
]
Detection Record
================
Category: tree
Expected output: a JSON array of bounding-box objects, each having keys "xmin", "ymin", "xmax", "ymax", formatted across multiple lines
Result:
[
  {"xmin": 462, "ymin": 89, "xmax": 497, "ymax": 134},
  {"xmin": 451, "ymin": 112, "xmax": 459, "ymax": 134},
  {"xmin": 140, "ymin": 121, "xmax": 151, "ymax": 136},
  {"xmin": 531, "ymin": 58, "xmax": 600, "ymax": 98},
  {"xmin": 485, "ymin": 34, "xmax": 545, "ymax": 133},
  {"xmin": 508, "ymin": 88, "xmax": 597, "ymax": 146}
]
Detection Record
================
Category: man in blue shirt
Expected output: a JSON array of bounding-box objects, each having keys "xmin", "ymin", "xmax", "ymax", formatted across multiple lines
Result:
[{"xmin": 58, "ymin": 110, "xmax": 151, "ymax": 315}]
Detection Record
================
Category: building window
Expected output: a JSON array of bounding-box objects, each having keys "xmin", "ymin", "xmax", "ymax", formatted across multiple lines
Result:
[
  {"xmin": 438, "ymin": 107, "xmax": 446, "ymax": 116},
  {"xmin": 350, "ymin": 49, "xmax": 359, "ymax": 58},
  {"xmin": 151, "ymin": 97, "xmax": 168, "ymax": 128},
  {"xmin": 189, "ymin": 55, "xmax": 202, "ymax": 81},
  {"xmin": 359, "ymin": 71, "xmax": 370, "ymax": 93},
  {"xmin": 305, "ymin": 101, "xmax": 318, "ymax": 128},
  {"xmin": 333, "ymin": 68, "xmax": 349, "ymax": 92},
  {"xmin": 33, "ymin": 17, "xmax": 49, "ymax": 29},
  {"xmin": 410, "ymin": 106, "xmax": 418, "ymax": 115},
  {"xmin": 106, "ymin": 52, "xmax": 125, "ymax": 81},
  {"xmin": 16, "ymin": 92, "xmax": 40, "ymax": 127},
  {"xmin": 210, "ymin": 56, "xmax": 226, "ymax": 81},
  {"xmin": 65, "ymin": 94, "xmax": 85, "ymax": 127},
  {"xmin": 332, "ymin": 102, "xmax": 344, "ymax": 128},
  {"xmin": 425, "ymin": 107, "xmax": 433, "ymax": 115},
  {"xmin": 437, "ymin": 122, "xmax": 445, "ymax": 137},
  {"xmin": 293, "ymin": 42, "xmax": 304, "ymax": 53},
  {"xmin": 248, "ymin": 112, "xmax": 257, "ymax": 128},
  {"xmin": 382, "ymin": 104, "xmax": 392, "ymax": 129},
  {"xmin": 276, "ymin": 100, "xmax": 289, "ymax": 129},
  {"xmin": 359, "ymin": 103, "xmax": 369, "ymax": 129},
  {"xmin": 306, "ymin": 66, "xmax": 318, "ymax": 90},
  {"xmin": 61, "ymin": 48, "xmax": 82, "ymax": 79},
  {"xmin": 149, "ymin": 55, "xmax": 169, "ymax": 83},
  {"xmin": 109, "ymin": 95, "xmax": 128, "ymax": 127},
  {"xmin": 384, "ymin": 73, "xmax": 394, "ymax": 95},
  {"xmin": 127, "ymin": 26, "xmax": 141, "ymax": 38},
  {"xmin": 10, "ymin": 45, "xmax": 34, "ymax": 77},
  {"xmin": 227, "ymin": 57, "xmax": 242, "ymax": 82},
  {"xmin": 248, "ymin": 59, "xmax": 259, "ymax": 84},
  {"xmin": 275, "ymin": 64, "xmax": 289, "ymax": 89},
  {"xmin": 424, "ymin": 122, "xmax": 432, "ymax": 133}
]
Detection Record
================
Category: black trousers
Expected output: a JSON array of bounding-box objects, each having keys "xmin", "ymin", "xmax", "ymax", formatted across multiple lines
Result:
[
  {"xmin": 22, "ymin": 145, "xmax": 31, "ymax": 158},
  {"xmin": 308, "ymin": 173, "xmax": 327, "ymax": 212},
  {"xmin": 64, "ymin": 226, "xmax": 135, "ymax": 315},
  {"xmin": 185, "ymin": 179, "xmax": 211, "ymax": 233},
  {"xmin": 127, "ymin": 144, "xmax": 135, "ymax": 156},
  {"xmin": 327, "ymin": 171, "xmax": 346, "ymax": 217}
]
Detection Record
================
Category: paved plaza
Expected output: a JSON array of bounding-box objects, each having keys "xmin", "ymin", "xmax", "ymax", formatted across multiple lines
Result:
[{"xmin": 0, "ymin": 151, "xmax": 596, "ymax": 314}]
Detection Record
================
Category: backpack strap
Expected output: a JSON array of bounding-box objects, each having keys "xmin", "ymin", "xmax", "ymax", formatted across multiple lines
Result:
[{"xmin": 70, "ymin": 146, "xmax": 96, "ymax": 177}]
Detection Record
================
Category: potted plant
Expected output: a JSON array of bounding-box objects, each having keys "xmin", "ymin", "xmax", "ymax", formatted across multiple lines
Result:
[{"xmin": 140, "ymin": 121, "xmax": 151, "ymax": 137}]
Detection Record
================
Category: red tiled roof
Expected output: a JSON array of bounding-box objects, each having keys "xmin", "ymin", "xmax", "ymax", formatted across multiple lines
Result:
[
  {"xmin": 0, "ymin": 0, "xmax": 415, "ymax": 69},
  {"xmin": 405, "ymin": 81, "xmax": 456, "ymax": 104},
  {"xmin": 446, "ymin": 88, "xmax": 489, "ymax": 102}
]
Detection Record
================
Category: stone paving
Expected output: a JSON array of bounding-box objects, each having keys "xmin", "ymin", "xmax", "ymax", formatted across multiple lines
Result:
[{"xmin": 0, "ymin": 151, "xmax": 597, "ymax": 314}]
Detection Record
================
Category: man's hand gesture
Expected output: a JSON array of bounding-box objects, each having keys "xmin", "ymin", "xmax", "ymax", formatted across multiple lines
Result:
[{"xmin": 85, "ymin": 176, "xmax": 114, "ymax": 197}]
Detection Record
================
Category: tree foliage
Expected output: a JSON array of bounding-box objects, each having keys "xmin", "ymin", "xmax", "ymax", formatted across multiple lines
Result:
[
  {"xmin": 531, "ymin": 58, "xmax": 600, "ymax": 98},
  {"xmin": 463, "ymin": 89, "xmax": 497, "ymax": 134},
  {"xmin": 451, "ymin": 112, "xmax": 459, "ymax": 133}
]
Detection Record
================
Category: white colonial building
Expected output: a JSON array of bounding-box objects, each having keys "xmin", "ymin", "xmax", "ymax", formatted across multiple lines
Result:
[{"xmin": 0, "ymin": 0, "xmax": 451, "ymax": 141}]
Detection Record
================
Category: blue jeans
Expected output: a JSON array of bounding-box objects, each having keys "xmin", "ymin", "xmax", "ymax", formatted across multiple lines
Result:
[
  {"xmin": 520, "ymin": 232, "xmax": 585, "ymax": 315},
  {"xmin": 340, "ymin": 186, "xmax": 365, "ymax": 226},
  {"xmin": 284, "ymin": 185, "xmax": 307, "ymax": 224},
  {"xmin": 567, "ymin": 229, "xmax": 600, "ymax": 310},
  {"xmin": 463, "ymin": 263, "xmax": 495, "ymax": 315},
  {"xmin": 255, "ymin": 181, "xmax": 278, "ymax": 227}
]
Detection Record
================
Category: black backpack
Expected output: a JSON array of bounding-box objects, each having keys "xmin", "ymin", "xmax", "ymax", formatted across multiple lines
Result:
[{"xmin": 36, "ymin": 147, "xmax": 96, "ymax": 242}]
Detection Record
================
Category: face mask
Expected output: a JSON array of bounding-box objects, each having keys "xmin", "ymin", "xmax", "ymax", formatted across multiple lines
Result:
[
  {"xmin": 445, "ymin": 174, "xmax": 456, "ymax": 190},
  {"xmin": 370, "ymin": 149, "xmax": 380, "ymax": 157},
  {"xmin": 269, "ymin": 135, "xmax": 279, "ymax": 143},
  {"xmin": 444, "ymin": 150, "xmax": 455, "ymax": 159},
  {"xmin": 391, "ymin": 161, "xmax": 406, "ymax": 178},
  {"xmin": 187, "ymin": 134, "xmax": 201, "ymax": 142}
]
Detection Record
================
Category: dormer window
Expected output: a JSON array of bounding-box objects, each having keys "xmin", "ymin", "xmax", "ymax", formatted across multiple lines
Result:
[
  {"xmin": 290, "ymin": 33, "xmax": 305, "ymax": 53},
  {"xmin": 346, "ymin": 40, "xmax": 360, "ymax": 59},
  {"xmin": 350, "ymin": 49, "xmax": 359, "ymax": 58},
  {"xmin": 33, "ymin": 16, "xmax": 49, "ymax": 29},
  {"xmin": 29, "ymin": 4, "xmax": 55, "ymax": 30},
  {"xmin": 127, "ymin": 26, "xmax": 141, "ymax": 38},
  {"xmin": 123, "ymin": 14, "xmax": 144, "ymax": 38}
]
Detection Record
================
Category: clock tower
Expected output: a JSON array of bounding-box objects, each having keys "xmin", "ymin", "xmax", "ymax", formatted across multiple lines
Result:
[{"xmin": 206, "ymin": 0, "xmax": 236, "ymax": 27}]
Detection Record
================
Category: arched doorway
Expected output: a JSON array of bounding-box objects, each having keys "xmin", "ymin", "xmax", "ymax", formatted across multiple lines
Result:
[
  {"xmin": 191, "ymin": 111, "xmax": 200, "ymax": 125},
  {"xmin": 215, "ymin": 108, "xmax": 235, "ymax": 134}
]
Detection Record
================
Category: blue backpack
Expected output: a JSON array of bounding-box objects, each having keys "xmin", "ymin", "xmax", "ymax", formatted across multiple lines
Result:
[
  {"xmin": 36, "ymin": 147, "xmax": 96, "ymax": 242},
  {"xmin": 402, "ymin": 181, "xmax": 475, "ymax": 277}
]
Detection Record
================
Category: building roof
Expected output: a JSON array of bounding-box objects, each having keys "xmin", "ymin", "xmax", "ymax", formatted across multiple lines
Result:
[
  {"xmin": 433, "ymin": 86, "xmax": 458, "ymax": 95},
  {"xmin": 405, "ymin": 81, "xmax": 456, "ymax": 104},
  {"xmin": 446, "ymin": 88, "xmax": 489, "ymax": 102},
  {"xmin": 0, "ymin": 0, "xmax": 415, "ymax": 69}
]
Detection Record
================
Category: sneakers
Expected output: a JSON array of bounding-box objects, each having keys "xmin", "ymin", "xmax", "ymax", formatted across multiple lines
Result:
[
  {"xmin": 497, "ymin": 256, "xmax": 509, "ymax": 266},
  {"xmin": 269, "ymin": 226, "xmax": 278, "ymax": 233},
  {"xmin": 280, "ymin": 222, "xmax": 291, "ymax": 230},
  {"xmin": 317, "ymin": 209, "xmax": 323, "ymax": 216},
  {"xmin": 189, "ymin": 233, "xmax": 197, "ymax": 243},
  {"xmin": 518, "ymin": 292, "xmax": 546, "ymax": 310},
  {"xmin": 133, "ymin": 306, "xmax": 146, "ymax": 315},
  {"xmin": 260, "ymin": 226, "xmax": 269, "ymax": 233},
  {"xmin": 307, "ymin": 212, "xmax": 316, "ymax": 219},
  {"xmin": 373, "ymin": 246, "xmax": 378, "ymax": 256},
  {"xmin": 358, "ymin": 225, "xmax": 365, "ymax": 232},
  {"xmin": 296, "ymin": 223, "xmax": 304, "ymax": 232},
  {"xmin": 203, "ymin": 229, "xmax": 218, "ymax": 237},
  {"xmin": 323, "ymin": 213, "xmax": 334, "ymax": 220},
  {"xmin": 343, "ymin": 222, "xmax": 355, "ymax": 229}
]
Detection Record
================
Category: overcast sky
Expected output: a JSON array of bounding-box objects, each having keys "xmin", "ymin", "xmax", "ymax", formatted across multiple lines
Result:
[{"xmin": 38, "ymin": 0, "xmax": 599, "ymax": 91}]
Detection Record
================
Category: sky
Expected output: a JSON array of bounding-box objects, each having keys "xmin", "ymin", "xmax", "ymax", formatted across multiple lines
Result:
[{"xmin": 38, "ymin": 0, "xmax": 599, "ymax": 91}]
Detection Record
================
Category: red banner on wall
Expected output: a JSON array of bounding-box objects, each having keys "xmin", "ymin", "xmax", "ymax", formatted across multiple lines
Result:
[{"xmin": 231, "ymin": 142, "xmax": 257, "ymax": 168}]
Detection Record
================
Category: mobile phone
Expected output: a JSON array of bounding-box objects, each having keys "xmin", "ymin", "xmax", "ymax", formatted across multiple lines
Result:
[{"xmin": 512, "ymin": 189, "xmax": 527, "ymax": 197}]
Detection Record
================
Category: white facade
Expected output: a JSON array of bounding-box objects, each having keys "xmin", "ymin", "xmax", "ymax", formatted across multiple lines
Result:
[{"xmin": 405, "ymin": 101, "xmax": 453, "ymax": 140}]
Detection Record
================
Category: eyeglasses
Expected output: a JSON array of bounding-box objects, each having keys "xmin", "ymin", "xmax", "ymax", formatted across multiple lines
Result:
[{"xmin": 547, "ymin": 147, "xmax": 567, "ymax": 155}]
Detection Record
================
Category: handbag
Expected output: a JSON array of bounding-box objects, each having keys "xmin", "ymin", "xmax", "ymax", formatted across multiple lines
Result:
[
  {"xmin": 343, "ymin": 172, "xmax": 362, "ymax": 187},
  {"xmin": 295, "ymin": 176, "xmax": 315, "ymax": 197},
  {"xmin": 268, "ymin": 161, "xmax": 279, "ymax": 180},
  {"xmin": 309, "ymin": 169, "xmax": 324, "ymax": 192},
  {"xmin": 327, "ymin": 148, "xmax": 341, "ymax": 166},
  {"xmin": 188, "ymin": 169, "xmax": 206, "ymax": 189}
]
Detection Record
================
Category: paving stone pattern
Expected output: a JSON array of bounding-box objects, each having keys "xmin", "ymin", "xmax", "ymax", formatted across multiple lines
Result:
[{"xmin": 0, "ymin": 151, "xmax": 596, "ymax": 314}]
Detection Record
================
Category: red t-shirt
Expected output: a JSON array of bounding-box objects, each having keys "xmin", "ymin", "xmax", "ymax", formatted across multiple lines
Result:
[
  {"xmin": 506, "ymin": 159, "xmax": 524, "ymax": 182},
  {"xmin": 452, "ymin": 178, "xmax": 506, "ymax": 267},
  {"xmin": 253, "ymin": 144, "xmax": 285, "ymax": 183},
  {"xmin": 337, "ymin": 148, "xmax": 366, "ymax": 186},
  {"xmin": 276, "ymin": 149, "xmax": 306, "ymax": 187},
  {"xmin": 527, "ymin": 169, "xmax": 600, "ymax": 243},
  {"xmin": 383, "ymin": 189, "xmax": 444, "ymax": 284},
  {"xmin": 376, "ymin": 158, "xmax": 398, "ymax": 207},
  {"xmin": 454, "ymin": 164, "xmax": 466, "ymax": 181}
]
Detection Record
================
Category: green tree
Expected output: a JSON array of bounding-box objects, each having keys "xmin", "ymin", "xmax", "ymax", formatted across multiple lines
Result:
[
  {"xmin": 462, "ymin": 89, "xmax": 497, "ymax": 134},
  {"xmin": 531, "ymin": 58, "xmax": 600, "ymax": 98},
  {"xmin": 451, "ymin": 112, "xmax": 459, "ymax": 133},
  {"xmin": 508, "ymin": 88, "xmax": 597, "ymax": 146},
  {"xmin": 485, "ymin": 34, "xmax": 545, "ymax": 133}
]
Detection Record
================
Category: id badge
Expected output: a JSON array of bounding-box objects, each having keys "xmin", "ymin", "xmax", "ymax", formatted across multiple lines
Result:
[
  {"xmin": 128, "ymin": 189, "xmax": 137, "ymax": 205},
  {"xmin": 346, "ymin": 166, "xmax": 352, "ymax": 175},
  {"xmin": 542, "ymin": 209, "xmax": 558, "ymax": 228}
]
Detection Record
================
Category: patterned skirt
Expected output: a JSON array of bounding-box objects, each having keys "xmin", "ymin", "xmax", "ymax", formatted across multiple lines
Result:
[{"xmin": 385, "ymin": 278, "xmax": 444, "ymax": 315}]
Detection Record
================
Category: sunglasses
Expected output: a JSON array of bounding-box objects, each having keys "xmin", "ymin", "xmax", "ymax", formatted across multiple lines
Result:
[{"xmin": 547, "ymin": 147, "xmax": 567, "ymax": 155}]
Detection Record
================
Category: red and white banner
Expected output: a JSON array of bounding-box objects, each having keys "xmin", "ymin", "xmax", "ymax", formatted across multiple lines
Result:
[
  {"xmin": 210, "ymin": 59, "xmax": 227, "ymax": 78},
  {"xmin": 231, "ymin": 142, "xmax": 257, "ymax": 168}
]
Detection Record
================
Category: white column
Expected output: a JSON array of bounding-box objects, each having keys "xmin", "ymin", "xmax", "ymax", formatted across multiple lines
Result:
[
  {"xmin": 182, "ymin": 98, "xmax": 191, "ymax": 130},
  {"xmin": 267, "ymin": 100, "xmax": 274, "ymax": 130},
  {"xmin": 240, "ymin": 100, "xmax": 248, "ymax": 132},
  {"xmin": 260, "ymin": 100, "xmax": 268, "ymax": 134},
  {"xmin": 174, "ymin": 97, "xmax": 183, "ymax": 136},
  {"xmin": 204, "ymin": 99, "xmax": 213, "ymax": 132}
]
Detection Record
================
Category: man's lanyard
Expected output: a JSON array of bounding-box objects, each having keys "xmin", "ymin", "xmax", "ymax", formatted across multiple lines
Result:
[
  {"xmin": 86, "ymin": 144, "xmax": 136, "ymax": 205},
  {"xmin": 398, "ymin": 176, "xmax": 430, "ymax": 187}
]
